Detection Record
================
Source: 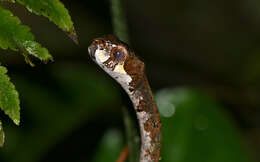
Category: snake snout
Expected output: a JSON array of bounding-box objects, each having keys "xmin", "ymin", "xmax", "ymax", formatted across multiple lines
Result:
[{"xmin": 88, "ymin": 44, "xmax": 97, "ymax": 59}]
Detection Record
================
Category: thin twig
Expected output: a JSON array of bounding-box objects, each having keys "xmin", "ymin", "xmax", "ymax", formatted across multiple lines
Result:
[
  {"xmin": 116, "ymin": 145, "xmax": 129, "ymax": 162},
  {"xmin": 122, "ymin": 107, "xmax": 140, "ymax": 162}
]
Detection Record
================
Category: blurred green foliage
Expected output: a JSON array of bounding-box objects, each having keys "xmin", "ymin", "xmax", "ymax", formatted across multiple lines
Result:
[
  {"xmin": 0, "ymin": 63, "xmax": 121, "ymax": 162},
  {"xmin": 156, "ymin": 88, "xmax": 251, "ymax": 162},
  {"xmin": 92, "ymin": 129, "xmax": 124, "ymax": 162}
]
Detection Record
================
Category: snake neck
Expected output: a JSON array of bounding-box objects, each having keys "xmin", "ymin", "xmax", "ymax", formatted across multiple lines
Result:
[{"xmin": 126, "ymin": 75, "xmax": 161, "ymax": 162}]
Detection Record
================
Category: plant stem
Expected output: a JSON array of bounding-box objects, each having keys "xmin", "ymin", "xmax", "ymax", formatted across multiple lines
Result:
[
  {"xmin": 110, "ymin": 0, "xmax": 129, "ymax": 43},
  {"xmin": 110, "ymin": 0, "xmax": 140, "ymax": 161},
  {"xmin": 122, "ymin": 107, "xmax": 140, "ymax": 162}
]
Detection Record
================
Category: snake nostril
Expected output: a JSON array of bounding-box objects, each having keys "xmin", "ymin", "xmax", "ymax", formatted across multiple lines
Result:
[{"xmin": 88, "ymin": 45, "xmax": 97, "ymax": 58}]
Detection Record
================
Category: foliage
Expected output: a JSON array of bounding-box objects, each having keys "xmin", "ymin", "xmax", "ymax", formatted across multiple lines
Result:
[
  {"xmin": 0, "ymin": 6, "xmax": 52, "ymax": 62},
  {"xmin": 0, "ymin": 66, "xmax": 20, "ymax": 126},
  {"xmin": 0, "ymin": 0, "xmax": 76, "ymax": 146},
  {"xmin": 0, "ymin": 64, "xmax": 121, "ymax": 162},
  {"xmin": 16, "ymin": 0, "xmax": 77, "ymax": 43},
  {"xmin": 156, "ymin": 88, "xmax": 252, "ymax": 162}
]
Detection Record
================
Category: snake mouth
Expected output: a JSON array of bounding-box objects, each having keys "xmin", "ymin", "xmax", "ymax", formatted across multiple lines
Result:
[{"xmin": 88, "ymin": 44, "xmax": 97, "ymax": 60}]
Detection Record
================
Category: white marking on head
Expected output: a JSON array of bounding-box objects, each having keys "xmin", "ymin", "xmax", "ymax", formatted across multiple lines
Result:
[
  {"xmin": 95, "ymin": 49, "xmax": 110, "ymax": 63},
  {"xmin": 111, "ymin": 70, "xmax": 132, "ymax": 88},
  {"xmin": 113, "ymin": 64, "xmax": 127, "ymax": 74},
  {"xmin": 111, "ymin": 63, "xmax": 132, "ymax": 88}
]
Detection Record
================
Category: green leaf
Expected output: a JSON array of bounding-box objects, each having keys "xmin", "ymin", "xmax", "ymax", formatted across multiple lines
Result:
[
  {"xmin": 0, "ymin": 66, "xmax": 20, "ymax": 125},
  {"xmin": 0, "ymin": 6, "xmax": 53, "ymax": 62},
  {"xmin": 156, "ymin": 88, "xmax": 253, "ymax": 162},
  {"xmin": 16, "ymin": 0, "xmax": 78, "ymax": 43},
  {"xmin": 0, "ymin": 121, "xmax": 4, "ymax": 147}
]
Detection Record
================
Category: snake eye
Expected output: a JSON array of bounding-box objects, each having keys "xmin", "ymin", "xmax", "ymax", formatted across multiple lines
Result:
[
  {"xmin": 111, "ymin": 46, "xmax": 127, "ymax": 61},
  {"xmin": 114, "ymin": 51, "xmax": 122, "ymax": 59}
]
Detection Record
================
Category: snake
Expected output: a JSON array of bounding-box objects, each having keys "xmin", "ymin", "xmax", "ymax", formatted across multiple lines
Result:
[{"xmin": 88, "ymin": 35, "xmax": 161, "ymax": 162}]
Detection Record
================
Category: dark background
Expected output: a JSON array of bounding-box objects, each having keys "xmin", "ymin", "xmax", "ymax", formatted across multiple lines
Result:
[{"xmin": 0, "ymin": 0, "xmax": 259, "ymax": 162}]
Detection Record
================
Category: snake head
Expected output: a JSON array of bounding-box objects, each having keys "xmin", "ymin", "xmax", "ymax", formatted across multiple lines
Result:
[{"xmin": 88, "ymin": 35, "xmax": 145, "ymax": 90}]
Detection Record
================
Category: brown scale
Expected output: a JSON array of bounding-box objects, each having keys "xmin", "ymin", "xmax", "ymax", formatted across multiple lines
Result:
[{"xmin": 124, "ymin": 56, "xmax": 145, "ymax": 89}]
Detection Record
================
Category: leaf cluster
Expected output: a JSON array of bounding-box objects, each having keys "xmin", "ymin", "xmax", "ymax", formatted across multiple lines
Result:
[{"xmin": 0, "ymin": 0, "xmax": 76, "ymax": 146}]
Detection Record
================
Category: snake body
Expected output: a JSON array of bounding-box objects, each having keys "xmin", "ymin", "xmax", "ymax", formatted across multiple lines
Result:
[{"xmin": 88, "ymin": 35, "xmax": 161, "ymax": 162}]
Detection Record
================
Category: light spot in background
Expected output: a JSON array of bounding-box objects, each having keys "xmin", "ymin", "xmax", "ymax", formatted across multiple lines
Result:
[
  {"xmin": 155, "ymin": 88, "xmax": 187, "ymax": 118},
  {"xmin": 157, "ymin": 101, "xmax": 175, "ymax": 117}
]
